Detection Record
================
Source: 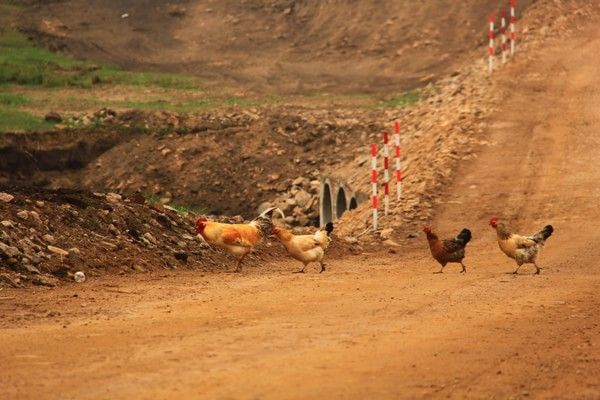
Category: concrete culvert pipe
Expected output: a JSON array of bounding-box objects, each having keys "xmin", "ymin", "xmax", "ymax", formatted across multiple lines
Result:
[
  {"xmin": 319, "ymin": 180, "xmax": 334, "ymax": 227},
  {"xmin": 349, "ymin": 197, "xmax": 358, "ymax": 210},
  {"xmin": 336, "ymin": 186, "xmax": 347, "ymax": 219}
]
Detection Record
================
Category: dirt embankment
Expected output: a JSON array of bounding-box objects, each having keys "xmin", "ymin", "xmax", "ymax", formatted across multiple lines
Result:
[{"xmin": 20, "ymin": 0, "xmax": 536, "ymax": 94}]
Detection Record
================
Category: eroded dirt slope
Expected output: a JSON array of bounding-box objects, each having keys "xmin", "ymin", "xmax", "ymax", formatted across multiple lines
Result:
[{"xmin": 21, "ymin": 0, "xmax": 535, "ymax": 94}]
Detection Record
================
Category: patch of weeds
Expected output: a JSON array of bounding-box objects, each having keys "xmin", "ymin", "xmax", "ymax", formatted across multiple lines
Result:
[
  {"xmin": 116, "ymin": 99, "xmax": 214, "ymax": 113},
  {"xmin": 95, "ymin": 68, "xmax": 200, "ymax": 90},
  {"xmin": 0, "ymin": 108, "xmax": 54, "ymax": 132},
  {"xmin": 0, "ymin": 92, "xmax": 30, "ymax": 106},
  {"xmin": 168, "ymin": 203, "xmax": 206, "ymax": 215},
  {"xmin": 378, "ymin": 90, "xmax": 422, "ymax": 108},
  {"xmin": 145, "ymin": 194, "xmax": 160, "ymax": 205},
  {"xmin": 0, "ymin": 3, "xmax": 202, "ymax": 90}
]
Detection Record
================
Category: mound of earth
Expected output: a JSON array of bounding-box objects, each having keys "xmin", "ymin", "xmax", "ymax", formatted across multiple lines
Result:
[
  {"xmin": 20, "ymin": 0, "xmax": 536, "ymax": 94},
  {"xmin": 0, "ymin": 188, "xmax": 254, "ymax": 287}
]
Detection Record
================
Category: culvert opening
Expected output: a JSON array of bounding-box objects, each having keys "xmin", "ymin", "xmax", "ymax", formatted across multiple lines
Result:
[
  {"xmin": 320, "ymin": 183, "xmax": 333, "ymax": 226},
  {"xmin": 349, "ymin": 197, "xmax": 358, "ymax": 210},
  {"xmin": 336, "ymin": 187, "xmax": 347, "ymax": 219}
]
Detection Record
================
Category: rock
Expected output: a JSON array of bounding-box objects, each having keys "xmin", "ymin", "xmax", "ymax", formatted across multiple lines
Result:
[
  {"xmin": 383, "ymin": 239, "xmax": 401, "ymax": 247},
  {"xmin": 143, "ymin": 232, "xmax": 158, "ymax": 245},
  {"xmin": 27, "ymin": 254, "xmax": 43, "ymax": 266},
  {"xmin": 44, "ymin": 111, "xmax": 62, "ymax": 123},
  {"xmin": 17, "ymin": 210, "xmax": 29, "ymax": 220},
  {"xmin": 20, "ymin": 263, "xmax": 41, "ymax": 275},
  {"xmin": 0, "ymin": 242, "xmax": 22, "ymax": 258},
  {"xmin": 35, "ymin": 200, "xmax": 45, "ymax": 208},
  {"xmin": 0, "ymin": 192, "xmax": 14, "ymax": 203},
  {"xmin": 1, "ymin": 220, "xmax": 14, "ymax": 228},
  {"xmin": 344, "ymin": 236, "xmax": 358, "ymax": 244},
  {"xmin": 42, "ymin": 234, "xmax": 56, "ymax": 244},
  {"xmin": 296, "ymin": 215, "xmax": 310, "ymax": 226},
  {"xmin": 294, "ymin": 189, "xmax": 312, "ymax": 208},
  {"xmin": 31, "ymin": 276, "xmax": 55, "ymax": 287},
  {"xmin": 106, "ymin": 193, "xmax": 122, "ymax": 204},
  {"xmin": 28, "ymin": 210, "xmax": 42, "ymax": 224},
  {"xmin": 257, "ymin": 201, "xmax": 274, "ymax": 215},
  {"xmin": 380, "ymin": 228, "xmax": 394, "ymax": 241},
  {"xmin": 68, "ymin": 247, "xmax": 81, "ymax": 256},
  {"xmin": 309, "ymin": 180, "xmax": 321, "ymax": 192},
  {"xmin": 292, "ymin": 177, "xmax": 307, "ymax": 187},
  {"xmin": 47, "ymin": 245, "xmax": 69, "ymax": 257},
  {"xmin": 108, "ymin": 224, "xmax": 121, "ymax": 236},
  {"xmin": 0, "ymin": 273, "xmax": 21, "ymax": 288},
  {"xmin": 284, "ymin": 197, "xmax": 297, "ymax": 206},
  {"xmin": 174, "ymin": 251, "xmax": 188, "ymax": 262},
  {"xmin": 161, "ymin": 148, "xmax": 172, "ymax": 156}
]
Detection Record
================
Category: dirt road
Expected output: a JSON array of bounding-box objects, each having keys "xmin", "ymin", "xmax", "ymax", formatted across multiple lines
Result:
[{"xmin": 2, "ymin": 18, "xmax": 600, "ymax": 400}]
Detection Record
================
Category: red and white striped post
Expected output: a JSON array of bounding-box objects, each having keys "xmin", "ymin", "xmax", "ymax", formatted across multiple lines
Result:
[
  {"xmin": 501, "ymin": 12, "xmax": 507, "ymax": 64},
  {"xmin": 510, "ymin": 0, "xmax": 517, "ymax": 56},
  {"xmin": 394, "ymin": 121, "xmax": 402, "ymax": 201},
  {"xmin": 382, "ymin": 131, "xmax": 390, "ymax": 216},
  {"xmin": 371, "ymin": 144, "xmax": 378, "ymax": 231},
  {"xmin": 488, "ymin": 13, "xmax": 495, "ymax": 74}
]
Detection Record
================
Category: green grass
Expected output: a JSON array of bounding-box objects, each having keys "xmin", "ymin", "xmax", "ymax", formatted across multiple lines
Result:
[
  {"xmin": 0, "ymin": 92, "xmax": 30, "ymax": 106},
  {"xmin": 0, "ymin": 109, "xmax": 55, "ymax": 132},
  {"xmin": 116, "ymin": 96, "xmax": 275, "ymax": 113},
  {"xmin": 0, "ymin": 2, "xmax": 201, "ymax": 90},
  {"xmin": 378, "ymin": 90, "xmax": 421, "ymax": 108},
  {"xmin": 145, "ymin": 194, "xmax": 205, "ymax": 215},
  {"xmin": 168, "ymin": 203, "xmax": 206, "ymax": 215}
]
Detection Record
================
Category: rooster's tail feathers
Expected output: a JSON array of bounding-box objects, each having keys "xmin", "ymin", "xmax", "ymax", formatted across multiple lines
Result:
[
  {"xmin": 542, "ymin": 225, "xmax": 554, "ymax": 239},
  {"xmin": 456, "ymin": 228, "xmax": 472, "ymax": 245}
]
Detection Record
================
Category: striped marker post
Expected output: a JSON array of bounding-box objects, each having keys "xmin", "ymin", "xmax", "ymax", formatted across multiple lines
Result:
[
  {"xmin": 394, "ymin": 121, "xmax": 402, "ymax": 201},
  {"xmin": 510, "ymin": 0, "xmax": 516, "ymax": 56},
  {"xmin": 382, "ymin": 131, "xmax": 390, "ymax": 216},
  {"xmin": 371, "ymin": 144, "xmax": 378, "ymax": 232},
  {"xmin": 501, "ymin": 13, "xmax": 507, "ymax": 64},
  {"xmin": 488, "ymin": 13, "xmax": 495, "ymax": 74}
]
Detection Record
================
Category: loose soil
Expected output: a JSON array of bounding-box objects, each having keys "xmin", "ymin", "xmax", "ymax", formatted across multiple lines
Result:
[{"xmin": 1, "ymin": 8, "xmax": 599, "ymax": 399}]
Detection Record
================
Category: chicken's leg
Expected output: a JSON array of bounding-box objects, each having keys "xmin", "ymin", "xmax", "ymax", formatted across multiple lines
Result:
[
  {"xmin": 460, "ymin": 262, "xmax": 467, "ymax": 273},
  {"xmin": 433, "ymin": 264, "xmax": 445, "ymax": 274},
  {"xmin": 534, "ymin": 262, "xmax": 542, "ymax": 275},
  {"xmin": 293, "ymin": 263, "xmax": 307, "ymax": 274},
  {"xmin": 512, "ymin": 262, "xmax": 524, "ymax": 275},
  {"xmin": 319, "ymin": 262, "xmax": 326, "ymax": 273},
  {"xmin": 234, "ymin": 254, "xmax": 247, "ymax": 273}
]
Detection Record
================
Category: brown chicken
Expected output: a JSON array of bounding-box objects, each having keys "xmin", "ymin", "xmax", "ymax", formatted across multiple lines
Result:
[
  {"xmin": 195, "ymin": 207, "xmax": 284, "ymax": 272},
  {"xmin": 424, "ymin": 226, "xmax": 472, "ymax": 273},
  {"xmin": 272, "ymin": 222, "xmax": 334, "ymax": 273},
  {"xmin": 489, "ymin": 217, "xmax": 554, "ymax": 274}
]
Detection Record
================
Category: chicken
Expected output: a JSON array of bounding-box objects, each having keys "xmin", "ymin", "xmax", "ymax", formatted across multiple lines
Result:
[
  {"xmin": 272, "ymin": 222, "xmax": 334, "ymax": 273},
  {"xmin": 423, "ymin": 226, "xmax": 472, "ymax": 273},
  {"xmin": 195, "ymin": 207, "xmax": 284, "ymax": 272},
  {"xmin": 489, "ymin": 217, "xmax": 554, "ymax": 274}
]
